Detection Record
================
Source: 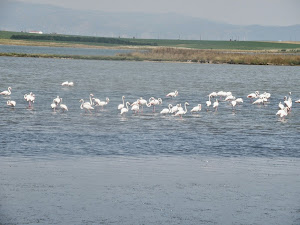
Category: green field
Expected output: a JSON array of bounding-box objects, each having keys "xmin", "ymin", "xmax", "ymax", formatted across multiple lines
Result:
[{"xmin": 1, "ymin": 30, "xmax": 299, "ymax": 51}]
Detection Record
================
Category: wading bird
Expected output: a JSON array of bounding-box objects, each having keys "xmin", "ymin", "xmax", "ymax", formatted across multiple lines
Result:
[{"xmin": 0, "ymin": 87, "xmax": 12, "ymax": 96}]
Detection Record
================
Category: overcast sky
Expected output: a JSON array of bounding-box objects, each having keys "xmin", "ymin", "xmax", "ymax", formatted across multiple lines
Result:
[{"xmin": 14, "ymin": 0, "xmax": 300, "ymax": 26}]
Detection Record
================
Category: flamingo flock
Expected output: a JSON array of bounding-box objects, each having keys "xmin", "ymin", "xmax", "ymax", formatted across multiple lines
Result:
[{"xmin": 1, "ymin": 84, "xmax": 299, "ymax": 120}]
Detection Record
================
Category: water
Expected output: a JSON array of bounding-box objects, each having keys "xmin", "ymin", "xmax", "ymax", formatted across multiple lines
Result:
[
  {"xmin": 0, "ymin": 49, "xmax": 300, "ymax": 224},
  {"xmin": 1, "ymin": 56, "xmax": 299, "ymax": 158},
  {"xmin": 0, "ymin": 44, "xmax": 135, "ymax": 56}
]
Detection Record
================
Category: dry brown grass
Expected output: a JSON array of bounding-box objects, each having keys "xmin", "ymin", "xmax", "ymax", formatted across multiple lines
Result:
[{"xmin": 120, "ymin": 47, "xmax": 300, "ymax": 65}]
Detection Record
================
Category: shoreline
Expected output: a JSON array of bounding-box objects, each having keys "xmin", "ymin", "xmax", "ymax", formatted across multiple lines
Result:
[
  {"xmin": 1, "ymin": 39, "xmax": 300, "ymax": 66},
  {"xmin": 1, "ymin": 50, "xmax": 299, "ymax": 66}
]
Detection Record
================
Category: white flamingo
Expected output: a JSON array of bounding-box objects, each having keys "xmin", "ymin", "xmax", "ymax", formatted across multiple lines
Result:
[
  {"xmin": 235, "ymin": 98, "xmax": 243, "ymax": 104},
  {"xmin": 50, "ymin": 100, "xmax": 58, "ymax": 111},
  {"xmin": 147, "ymin": 97, "xmax": 162, "ymax": 112},
  {"xmin": 191, "ymin": 104, "xmax": 202, "ymax": 113},
  {"xmin": 60, "ymin": 98, "xmax": 68, "ymax": 112},
  {"xmin": 166, "ymin": 90, "xmax": 178, "ymax": 97},
  {"xmin": 276, "ymin": 107, "xmax": 288, "ymax": 118},
  {"xmin": 177, "ymin": 104, "xmax": 183, "ymax": 112},
  {"xmin": 247, "ymin": 91, "xmax": 259, "ymax": 101},
  {"xmin": 53, "ymin": 96, "xmax": 61, "ymax": 105},
  {"xmin": 138, "ymin": 97, "xmax": 147, "ymax": 112},
  {"xmin": 259, "ymin": 92, "xmax": 271, "ymax": 100},
  {"xmin": 80, "ymin": 99, "xmax": 94, "ymax": 113},
  {"xmin": 225, "ymin": 95, "xmax": 236, "ymax": 101},
  {"xmin": 131, "ymin": 104, "xmax": 139, "ymax": 114},
  {"xmin": 120, "ymin": 102, "xmax": 130, "ymax": 115},
  {"xmin": 278, "ymin": 101, "xmax": 284, "ymax": 110},
  {"xmin": 24, "ymin": 92, "xmax": 35, "ymax": 107},
  {"xmin": 217, "ymin": 91, "xmax": 228, "ymax": 100},
  {"xmin": 231, "ymin": 100, "xmax": 237, "ymax": 110},
  {"xmin": 160, "ymin": 104, "xmax": 172, "ymax": 114},
  {"xmin": 94, "ymin": 97, "xmax": 109, "ymax": 109},
  {"xmin": 284, "ymin": 96, "xmax": 292, "ymax": 111},
  {"xmin": 206, "ymin": 96, "xmax": 211, "ymax": 110},
  {"xmin": 118, "ymin": 96, "xmax": 125, "ymax": 110},
  {"xmin": 213, "ymin": 99, "xmax": 219, "ymax": 111},
  {"xmin": 175, "ymin": 102, "xmax": 189, "ymax": 118},
  {"xmin": 295, "ymin": 99, "xmax": 300, "ymax": 103},
  {"xmin": 253, "ymin": 98, "xmax": 266, "ymax": 105},
  {"xmin": 170, "ymin": 104, "xmax": 180, "ymax": 114},
  {"xmin": 0, "ymin": 87, "xmax": 12, "ymax": 96},
  {"xmin": 7, "ymin": 100, "xmax": 16, "ymax": 107},
  {"xmin": 61, "ymin": 81, "xmax": 69, "ymax": 86},
  {"xmin": 209, "ymin": 92, "xmax": 217, "ymax": 98}
]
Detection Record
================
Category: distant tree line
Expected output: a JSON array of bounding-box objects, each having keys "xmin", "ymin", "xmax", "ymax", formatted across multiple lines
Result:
[{"xmin": 10, "ymin": 34, "xmax": 158, "ymax": 46}]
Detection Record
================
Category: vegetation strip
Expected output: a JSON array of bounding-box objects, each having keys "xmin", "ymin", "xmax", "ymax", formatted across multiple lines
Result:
[
  {"xmin": 1, "ymin": 48, "xmax": 299, "ymax": 66},
  {"xmin": 10, "ymin": 34, "xmax": 158, "ymax": 46}
]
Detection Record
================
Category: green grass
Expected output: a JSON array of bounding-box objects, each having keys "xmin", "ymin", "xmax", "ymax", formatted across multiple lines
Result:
[
  {"xmin": 122, "ymin": 38, "xmax": 300, "ymax": 50},
  {"xmin": 1, "ymin": 30, "xmax": 300, "ymax": 51}
]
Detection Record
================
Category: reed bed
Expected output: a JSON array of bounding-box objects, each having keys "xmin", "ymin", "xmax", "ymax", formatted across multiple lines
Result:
[
  {"xmin": 119, "ymin": 47, "xmax": 300, "ymax": 66},
  {"xmin": 1, "ymin": 47, "xmax": 299, "ymax": 66}
]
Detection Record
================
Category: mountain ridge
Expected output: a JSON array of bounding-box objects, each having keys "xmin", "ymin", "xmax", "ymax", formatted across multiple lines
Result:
[{"xmin": 0, "ymin": 1, "xmax": 299, "ymax": 41}]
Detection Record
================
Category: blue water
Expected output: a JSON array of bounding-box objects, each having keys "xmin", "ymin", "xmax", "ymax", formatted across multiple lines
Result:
[
  {"xmin": 0, "ymin": 47, "xmax": 300, "ymax": 225},
  {"xmin": 0, "ymin": 44, "xmax": 135, "ymax": 56},
  {"xmin": 1, "ymin": 55, "xmax": 299, "ymax": 158}
]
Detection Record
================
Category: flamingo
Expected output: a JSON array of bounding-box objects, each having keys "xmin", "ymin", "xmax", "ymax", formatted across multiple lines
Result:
[
  {"xmin": 206, "ymin": 96, "xmax": 211, "ymax": 110},
  {"xmin": 231, "ymin": 100, "xmax": 237, "ymax": 110},
  {"xmin": 60, "ymin": 98, "xmax": 68, "ymax": 112},
  {"xmin": 53, "ymin": 96, "xmax": 61, "ymax": 105},
  {"xmin": 138, "ymin": 97, "xmax": 147, "ymax": 112},
  {"xmin": 175, "ymin": 102, "xmax": 189, "ymax": 118},
  {"xmin": 191, "ymin": 104, "xmax": 202, "ymax": 113},
  {"xmin": 131, "ymin": 104, "xmax": 139, "ymax": 114},
  {"xmin": 276, "ymin": 107, "xmax": 288, "ymax": 118},
  {"xmin": 209, "ymin": 92, "xmax": 217, "ymax": 98},
  {"xmin": 177, "ymin": 104, "xmax": 183, "ymax": 112},
  {"xmin": 160, "ymin": 104, "xmax": 172, "ymax": 114},
  {"xmin": 94, "ymin": 97, "xmax": 109, "ymax": 109},
  {"xmin": 166, "ymin": 90, "xmax": 178, "ymax": 97},
  {"xmin": 50, "ymin": 100, "xmax": 58, "ymax": 111},
  {"xmin": 235, "ymin": 98, "xmax": 243, "ymax": 104},
  {"xmin": 120, "ymin": 102, "xmax": 130, "ymax": 115},
  {"xmin": 170, "ymin": 104, "xmax": 179, "ymax": 114},
  {"xmin": 147, "ymin": 97, "xmax": 162, "ymax": 112},
  {"xmin": 24, "ymin": 92, "xmax": 35, "ymax": 107},
  {"xmin": 0, "ymin": 87, "xmax": 12, "ymax": 96},
  {"xmin": 284, "ymin": 96, "xmax": 292, "ymax": 111},
  {"xmin": 225, "ymin": 95, "xmax": 236, "ymax": 101},
  {"xmin": 217, "ymin": 91, "xmax": 228, "ymax": 100},
  {"xmin": 118, "ymin": 96, "xmax": 125, "ymax": 110},
  {"xmin": 61, "ymin": 81, "xmax": 69, "ymax": 86},
  {"xmin": 92, "ymin": 97, "xmax": 101, "ymax": 106},
  {"xmin": 253, "ymin": 98, "xmax": 265, "ymax": 105},
  {"xmin": 247, "ymin": 91, "xmax": 259, "ymax": 100},
  {"xmin": 80, "ymin": 99, "xmax": 94, "ymax": 113},
  {"xmin": 7, "ymin": 100, "xmax": 16, "ymax": 107},
  {"xmin": 259, "ymin": 92, "xmax": 271, "ymax": 100},
  {"xmin": 88, "ymin": 93, "xmax": 94, "ymax": 105},
  {"xmin": 213, "ymin": 99, "xmax": 219, "ymax": 111},
  {"xmin": 61, "ymin": 81, "xmax": 74, "ymax": 86},
  {"xmin": 278, "ymin": 101, "xmax": 284, "ymax": 110},
  {"xmin": 295, "ymin": 99, "xmax": 300, "ymax": 103}
]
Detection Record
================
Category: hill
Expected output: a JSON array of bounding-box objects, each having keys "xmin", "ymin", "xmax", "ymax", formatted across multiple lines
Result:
[{"xmin": 0, "ymin": 1, "xmax": 299, "ymax": 41}]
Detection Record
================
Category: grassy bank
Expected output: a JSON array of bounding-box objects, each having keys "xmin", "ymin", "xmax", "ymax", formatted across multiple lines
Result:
[
  {"xmin": 1, "ymin": 31, "xmax": 300, "ymax": 65},
  {"xmin": 120, "ymin": 48, "xmax": 300, "ymax": 65},
  {"xmin": 1, "ymin": 30, "xmax": 300, "ymax": 51},
  {"xmin": 1, "ymin": 48, "xmax": 299, "ymax": 65}
]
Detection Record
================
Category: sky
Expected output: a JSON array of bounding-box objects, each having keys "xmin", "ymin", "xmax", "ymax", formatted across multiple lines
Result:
[{"xmin": 12, "ymin": 0, "xmax": 300, "ymax": 26}]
